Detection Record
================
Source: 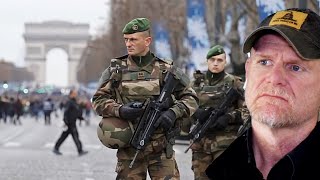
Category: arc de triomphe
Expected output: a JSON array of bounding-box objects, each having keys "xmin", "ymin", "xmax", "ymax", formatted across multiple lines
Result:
[{"xmin": 23, "ymin": 20, "xmax": 90, "ymax": 86}]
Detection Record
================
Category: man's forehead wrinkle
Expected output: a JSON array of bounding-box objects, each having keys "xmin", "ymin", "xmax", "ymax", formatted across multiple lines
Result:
[
  {"xmin": 252, "ymin": 44, "xmax": 307, "ymax": 65},
  {"xmin": 262, "ymin": 41, "xmax": 291, "ymax": 47},
  {"xmin": 254, "ymin": 40, "xmax": 291, "ymax": 51}
]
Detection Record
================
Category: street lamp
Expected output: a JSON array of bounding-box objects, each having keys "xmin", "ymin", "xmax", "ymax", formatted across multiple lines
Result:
[{"xmin": 3, "ymin": 81, "xmax": 8, "ymax": 89}]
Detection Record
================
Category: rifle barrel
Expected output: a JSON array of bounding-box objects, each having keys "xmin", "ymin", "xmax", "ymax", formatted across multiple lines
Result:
[
  {"xmin": 129, "ymin": 150, "xmax": 140, "ymax": 169},
  {"xmin": 184, "ymin": 142, "xmax": 193, "ymax": 153}
]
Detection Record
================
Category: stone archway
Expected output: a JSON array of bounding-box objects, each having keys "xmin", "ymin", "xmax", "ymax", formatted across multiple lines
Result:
[
  {"xmin": 23, "ymin": 20, "xmax": 90, "ymax": 87},
  {"xmin": 46, "ymin": 48, "xmax": 68, "ymax": 87}
]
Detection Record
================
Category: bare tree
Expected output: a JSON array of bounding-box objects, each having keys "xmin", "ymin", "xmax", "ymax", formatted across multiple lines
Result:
[{"xmin": 78, "ymin": 0, "xmax": 319, "ymax": 84}]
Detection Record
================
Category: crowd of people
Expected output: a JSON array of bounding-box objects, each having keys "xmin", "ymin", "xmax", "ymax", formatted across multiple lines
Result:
[{"xmin": 0, "ymin": 90, "xmax": 93, "ymax": 127}]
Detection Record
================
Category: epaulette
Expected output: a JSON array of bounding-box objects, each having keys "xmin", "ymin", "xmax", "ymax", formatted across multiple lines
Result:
[
  {"xmin": 157, "ymin": 57, "xmax": 173, "ymax": 65},
  {"xmin": 234, "ymin": 75, "xmax": 243, "ymax": 82}
]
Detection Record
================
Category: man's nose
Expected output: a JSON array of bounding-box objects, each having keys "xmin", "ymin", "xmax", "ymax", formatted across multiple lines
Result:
[
  {"xmin": 125, "ymin": 40, "xmax": 132, "ymax": 46},
  {"xmin": 266, "ymin": 64, "xmax": 287, "ymax": 86}
]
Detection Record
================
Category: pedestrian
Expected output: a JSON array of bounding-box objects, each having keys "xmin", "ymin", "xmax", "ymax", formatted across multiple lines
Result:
[
  {"xmin": 187, "ymin": 45, "xmax": 247, "ymax": 180},
  {"xmin": 7, "ymin": 97, "xmax": 16, "ymax": 124},
  {"xmin": 52, "ymin": 90, "xmax": 88, "ymax": 156},
  {"xmin": 31, "ymin": 98, "xmax": 41, "ymax": 121},
  {"xmin": 84, "ymin": 99, "xmax": 91, "ymax": 126},
  {"xmin": 59, "ymin": 100, "xmax": 64, "ymax": 111},
  {"xmin": 0, "ymin": 96, "xmax": 4, "ymax": 122},
  {"xmin": 206, "ymin": 8, "xmax": 320, "ymax": 179},
  {"xmin": 92, "ymin": 17, "xmax": 198, "ymax": 179},
  {"xmin": 2, "ymin": 95, "xmax": 10, "ymax": 123},
  {"xmin": 14, "ymin": 97, "xmax": 23, "ymax": 125},
  {"xmin": 43, "ymin": 98, "xmax": 54, "ymax": 125},
  {"xmin": 78, "ymin": 100, "xmax": 84, "ymax": 126}
]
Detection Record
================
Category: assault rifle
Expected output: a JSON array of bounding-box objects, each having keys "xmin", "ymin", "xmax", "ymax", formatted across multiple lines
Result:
[
  {"xmin": 184, "ymin": 87, "xmax": 242, "ymax": 153},
  {"xmin": 129, "ymin": 70, "xmax": 180, "ymax": 168}
]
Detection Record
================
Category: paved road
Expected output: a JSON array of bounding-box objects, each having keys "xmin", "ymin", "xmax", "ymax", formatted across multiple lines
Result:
[{"xmin": 0, "ymin": 112, "xmax": 194, "ymax": 180}]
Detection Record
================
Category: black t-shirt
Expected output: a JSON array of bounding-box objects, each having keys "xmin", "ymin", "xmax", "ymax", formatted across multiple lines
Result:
[{"xmin": 206, "ymin": 122, "xmax": 320, "ymax": 180}]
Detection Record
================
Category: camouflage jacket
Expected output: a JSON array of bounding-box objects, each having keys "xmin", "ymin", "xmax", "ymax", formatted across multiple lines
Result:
[
  {"xmin": 92, "ymin": 53, "xmax": 198, "ymax": 142},
  {"xmin": 192, "ymin": 72, "xmax": 248, "ymax": 132},
  {"xmin": 192, "ymin": 70, "xmax": 246, "ymax": 124},
  {"xmin": 190, "ymin": 70, "xmax": 249, "ymax": 152}
]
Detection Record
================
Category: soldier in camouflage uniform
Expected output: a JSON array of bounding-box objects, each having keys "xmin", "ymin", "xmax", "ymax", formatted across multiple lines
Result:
[
  {"xmin": 188, "ymin": 45, "xmax": 248, "ymax": 180},
  {"xmin": 92, "ymin": 18, "xmax": 198, "ymax": 180}
]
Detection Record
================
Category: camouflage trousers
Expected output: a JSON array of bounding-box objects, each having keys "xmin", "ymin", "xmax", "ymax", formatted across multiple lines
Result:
[
  {"xmin": 190, "ymin": 133, "xmax": 237, "ymax": 180},
  {"xmin": 115, "ymin": 150, "xmax": 180, "ymax": 180},
  {"xmin": 191, "ymin": 150, "xmax": 223, "ymax": 180}
]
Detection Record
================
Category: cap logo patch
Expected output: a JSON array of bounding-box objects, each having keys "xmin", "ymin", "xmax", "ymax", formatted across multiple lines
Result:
[
  {"xmin": 132, "ymin": 24, "xmax": 138, "ymax": 30},
  {"xmin": 269, "ymin": 10, "xmax": 308, "ymax": 30}
]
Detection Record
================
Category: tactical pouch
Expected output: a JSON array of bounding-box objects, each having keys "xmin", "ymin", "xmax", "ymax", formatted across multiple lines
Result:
[
  {"xmin": 150, "ymin": 136, "xmax": 167, "ymax": 154},
  {"xmin": 165, "ymin": 138, "xmax": 175, "ymax": 159},
  {"xmin": 109, "ymin": 59, "xmax": 123, "ymax": 88}
]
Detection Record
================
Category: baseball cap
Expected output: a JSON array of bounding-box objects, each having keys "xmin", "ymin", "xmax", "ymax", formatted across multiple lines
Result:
[{"xmin": 243, "ymin": 8, "xmax": 320, "ymax": 60}]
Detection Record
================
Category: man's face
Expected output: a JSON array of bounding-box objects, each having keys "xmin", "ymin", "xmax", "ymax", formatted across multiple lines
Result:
[
  {"xmin": 123, "ymin": 32, "xmax": 151, "ymax": 56},
  {"xmin": 70, "ymin": 90, "xmax": 77, "ymax": 98},
  {"xmin": 207, "ymin": 53, "xmax": 227, "ymax": 73},
  {"xmin": 245, "ymin": 34, "xmax": 320, "ymax": 128}
]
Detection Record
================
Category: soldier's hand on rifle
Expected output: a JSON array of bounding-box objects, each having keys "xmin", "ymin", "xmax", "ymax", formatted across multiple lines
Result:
[
  {"xmin": 154, "ymin": 109, "xmax": 176, "ymax": 131},
  {"xmin": 194, "ymin": 108, "xmax": 213, "ymax": 125},
  {"xmin": 192, "ymin": 108, "xmax": 207, "ymax": 121},
  {"xmin": 155, "ymin": 98, "xmax": 173, "ymax": 110},
  {"xmin": 119, "ymin": 102, "xmax": 144, "ymax": 121},
  {"xmin": 212, "ymin": 114, "xmax": 232, "ymax": 130}
]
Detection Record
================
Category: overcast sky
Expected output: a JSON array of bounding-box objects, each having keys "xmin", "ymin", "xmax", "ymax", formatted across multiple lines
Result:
[{"xmin": 0, "ymin": 0, "xmax": 109, "ymax": 67}]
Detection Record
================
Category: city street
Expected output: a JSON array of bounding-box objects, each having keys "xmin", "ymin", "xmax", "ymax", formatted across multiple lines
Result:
[{"xmin": 0, "ymin": 112, "xmax": 194, "ymax": 180}]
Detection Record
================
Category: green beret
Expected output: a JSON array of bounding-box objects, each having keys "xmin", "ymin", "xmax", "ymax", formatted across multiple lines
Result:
[
  {"xmin": 206, "ymin": 45, "xmax": 225, "ymax": 59},
  {"xmin": 122, "ymin": 18, "xmax": 151, "ymax": 34}
]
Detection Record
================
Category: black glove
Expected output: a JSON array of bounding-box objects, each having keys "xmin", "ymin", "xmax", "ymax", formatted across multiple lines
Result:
[
  {"xmin": 192, "ymin": 108, "xmax": 206, "ymax": 120},
  {"xmin": 234, "ymin": 110, "xmax": 242, "ymax": 124},
  {"xmin": 212, "ymin": 114, "xmax": 232, "ymax": 130},
  {"xmin": 154, "ymin": 110, "xmax": 176, "ymax": 131},
  {"xmin": 193, "ymin": 108, "xmax": 211, "ymax": 124},
  {"xmin": 155, "ymin": 98, "xmax": 173, "ymax": 110},
  {"xmin": 119, "ymin": 102, "xmax": 144, "ymax": 121}
]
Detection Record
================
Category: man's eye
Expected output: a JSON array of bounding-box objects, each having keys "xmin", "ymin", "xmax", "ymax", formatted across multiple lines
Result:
[
  {"xmin": 290, "ymin": 65, "xmax": 301, "ymax": 72},
  {"xmin": 259, "ymin": 59, "xmax": 270, "ymax": 65}
]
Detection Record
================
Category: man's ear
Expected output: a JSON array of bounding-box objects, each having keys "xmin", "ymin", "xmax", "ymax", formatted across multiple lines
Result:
[
  {"xmin": 145, "ymin": 37, "xmax": 152, "ymax": 47},
  {"xmin": 245, "ymin": 58, "xmax": 250, "ymax": 72}
]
